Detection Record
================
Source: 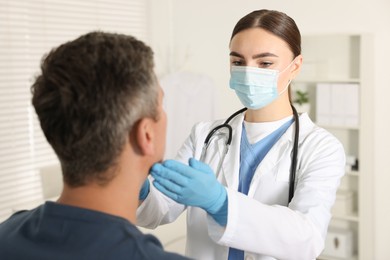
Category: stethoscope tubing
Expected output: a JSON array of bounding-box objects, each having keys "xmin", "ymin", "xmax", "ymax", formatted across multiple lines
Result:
[{"xmin": 289, "ymin": 105, "xmax": 299, "ymax": 203}]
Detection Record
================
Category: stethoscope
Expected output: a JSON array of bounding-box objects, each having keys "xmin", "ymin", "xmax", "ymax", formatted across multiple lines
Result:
[{"xmin": 200, "ymin": 105, "xmax": 299, "ymax": 203}]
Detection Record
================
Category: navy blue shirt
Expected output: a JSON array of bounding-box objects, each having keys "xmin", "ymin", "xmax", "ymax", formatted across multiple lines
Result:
[{"xmin": 0, "ymin": 202, "xmax": 189, "ymax": 260}]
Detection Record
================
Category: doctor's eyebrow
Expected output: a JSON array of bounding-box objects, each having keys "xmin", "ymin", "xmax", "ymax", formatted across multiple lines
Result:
[{"xmin": 229, "ymin": 51, "xmax": 278, "ymax": 59}]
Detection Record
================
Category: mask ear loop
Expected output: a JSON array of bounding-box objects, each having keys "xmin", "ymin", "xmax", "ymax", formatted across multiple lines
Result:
[
  {"xmin": 278, "ymin": 58, "xmax": 297, "ymax": 95},
  {"xmin": 279, "ymin": 79, "xmax": 291, "ymax": 95},
  {"xmin": 279, "ymin": 58, "xmax": 296, "ymax": 74}
]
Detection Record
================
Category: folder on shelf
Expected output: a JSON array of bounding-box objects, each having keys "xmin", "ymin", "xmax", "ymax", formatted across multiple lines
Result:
[
  {"xmin": 330, "ymin": 84, "xmax": 345, "ymax": 126},
  {"xmin": 316, "ymin": 83, "xmax": 359, "ymax": 128},
  {"xmin": 343, "ymin": 83, "xmax": 359, "ymax": 127},
  {"xmin": 316, "ymin": 83, "xmax": 332, "ymax": 125}
]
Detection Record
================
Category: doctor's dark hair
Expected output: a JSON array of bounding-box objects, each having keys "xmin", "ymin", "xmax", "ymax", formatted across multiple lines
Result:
[
  {"xmin": 230, "ymin": 9, "xmax": 301, "ymax": 57},
  {"xmin": 31, "ymin": 31, "xmax": 158, "ymax": 187}
]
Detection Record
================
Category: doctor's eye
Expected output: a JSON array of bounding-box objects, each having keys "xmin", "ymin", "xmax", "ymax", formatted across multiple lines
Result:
[
  {"xmin": 231, "ymin": 60, "xmax": 245, "ymax": 66},
  {"xmin": 259, "ymin": 61, "xmax": 273, "ymax": 68}
]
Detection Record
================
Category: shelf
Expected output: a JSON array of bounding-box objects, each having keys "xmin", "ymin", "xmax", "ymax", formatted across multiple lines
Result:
[
  {"xmin": 299, "ymin": 33, "xmax": 369, "ymax": 259},
  {"xmin": 318, "ymin": 253, "xmax": 358, "ymax": 260},
  {"xmin": 332, "ymin": 211, "xmax": 359, "ymax": 222},
  {"xmin": 346, "ymin": 171, "xmax": 359, "ymax": 177},
  {"xmin": 295, "ymin": 78, "xmax": 360, "ymax": 84}
]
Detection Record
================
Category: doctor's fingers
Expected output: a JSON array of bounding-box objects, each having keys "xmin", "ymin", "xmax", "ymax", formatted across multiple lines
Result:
[
  {"xmin": 189, "ymin": 158, "xmax": 214, "ymax": 175},
  {"xmin": 152, "ymin": 180, "xmax": 181, "ymax": 201},
  {"xmin": 162, "ymin": 159, "xmax": 202, "ymax": 178},
  {"xmin": 151, "ymin": 164, "xmax": 190, "ymax": 186}
]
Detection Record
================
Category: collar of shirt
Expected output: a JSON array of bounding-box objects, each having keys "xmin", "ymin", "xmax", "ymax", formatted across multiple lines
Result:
[{"xmin": 243, "ymin": 115, "xmax": 293, "ymax": 144}]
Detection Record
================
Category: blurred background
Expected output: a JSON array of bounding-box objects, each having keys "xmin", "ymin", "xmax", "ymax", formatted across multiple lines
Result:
[{"xmin": 0, "ymin": 1, "xmax": 389, "ymax": 259}]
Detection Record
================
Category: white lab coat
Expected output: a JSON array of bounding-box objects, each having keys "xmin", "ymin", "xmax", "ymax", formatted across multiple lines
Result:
[{"xmin": 137, "ymin": 112, "xmax": 345, "ymax": 260}]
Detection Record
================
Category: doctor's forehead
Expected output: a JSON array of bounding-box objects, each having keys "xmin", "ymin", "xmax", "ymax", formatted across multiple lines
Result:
[{"xmin": 229, "ymin": 28, "xmax": 291, "ymax": 57}]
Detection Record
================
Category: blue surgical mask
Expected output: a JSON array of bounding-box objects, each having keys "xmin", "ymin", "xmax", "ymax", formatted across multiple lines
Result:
[{"xmin": 229, "ymin": 62, "xmax": 293, "ymax": 110}]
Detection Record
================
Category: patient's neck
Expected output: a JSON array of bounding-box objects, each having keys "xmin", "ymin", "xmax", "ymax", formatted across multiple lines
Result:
[
  {"xmin": 58, "ymin": 181, "xmax": 138, "ymax": 223},
  {"xmin": 57, "ymin": 144, "xmax": 149, "ymax": 224}
]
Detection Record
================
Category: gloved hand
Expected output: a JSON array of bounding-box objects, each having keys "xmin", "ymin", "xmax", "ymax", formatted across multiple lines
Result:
[
  {"xmin": 139, "ymin": 178, "xmax": 150, "ymax": 200},
  {"xmin": 151, "ymin": 158, "xmax": 227, "ymax": 215}
]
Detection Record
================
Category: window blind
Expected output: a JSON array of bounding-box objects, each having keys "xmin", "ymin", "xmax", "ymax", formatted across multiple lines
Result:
[{"xmin": 0, "ymin": 0, "xmax": 149, "ymax": 222}]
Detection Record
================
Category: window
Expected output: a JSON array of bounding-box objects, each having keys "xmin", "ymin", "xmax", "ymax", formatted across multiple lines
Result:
[{"xmin": 0, "ymin": 0, "xmax": 149, "ymax": 221}]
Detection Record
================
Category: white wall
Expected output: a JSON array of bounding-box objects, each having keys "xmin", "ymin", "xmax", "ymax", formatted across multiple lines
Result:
[{"xmin": 148, "ymin": 1, "xmax": 390, "ymax": 259}]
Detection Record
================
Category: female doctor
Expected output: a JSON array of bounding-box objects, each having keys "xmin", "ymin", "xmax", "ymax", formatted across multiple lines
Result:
[{"xmin": 137, "ymin": 9, "xmax": 345, "ymax": 260}]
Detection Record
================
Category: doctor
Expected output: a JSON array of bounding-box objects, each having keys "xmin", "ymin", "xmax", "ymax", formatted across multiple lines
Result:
[{"xmin": 137, "ymin": 9, "xmax": 345, "ymax": 260}]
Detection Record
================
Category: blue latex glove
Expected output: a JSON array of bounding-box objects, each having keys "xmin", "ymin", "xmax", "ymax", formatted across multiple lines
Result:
[
  {"xmin": 139, "ymin": 178, "xmax": 150, "ymax": 200},
  {"xmin": 151, "ymin": 158, "xmax": 227, "ymax": 216}
]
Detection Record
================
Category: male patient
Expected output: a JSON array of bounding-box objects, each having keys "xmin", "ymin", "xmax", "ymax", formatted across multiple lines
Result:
[{"xmin": 0, "ymin": 31, "xmax": 189, "ymax": 260}]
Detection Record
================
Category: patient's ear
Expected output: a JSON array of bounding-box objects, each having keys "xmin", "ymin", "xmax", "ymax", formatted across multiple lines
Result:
[{"xmin": 134, "ymin": 118, "xmax": 155, "ymax": 156}]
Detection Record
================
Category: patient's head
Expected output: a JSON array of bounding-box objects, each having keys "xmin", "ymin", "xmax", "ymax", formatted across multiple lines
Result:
[{"xmin": 31, "ymin": 31, "xmax": 165, "ymax": 187}]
